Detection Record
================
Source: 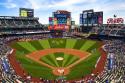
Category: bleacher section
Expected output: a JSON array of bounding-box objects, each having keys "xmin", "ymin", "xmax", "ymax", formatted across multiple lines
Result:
[
  {"xmin": 0, "ymin": 16, "xmax": 40, "ymax": 28},
  {"xmin": 88, "ymin": 25, "xmax": 125, "ymax": 40},
  {"xmin": 0, "ymin": 16, "xmax": 50, "ymax": 37},
  {"xmin": 99, "ymin": 29, "xmax": 125, "ymax": 37}
]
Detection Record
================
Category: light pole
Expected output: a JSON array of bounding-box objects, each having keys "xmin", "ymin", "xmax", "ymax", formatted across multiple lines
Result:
[{"xmin": 113, "ymin": 14, "xmax": 117, "ymax": 28}]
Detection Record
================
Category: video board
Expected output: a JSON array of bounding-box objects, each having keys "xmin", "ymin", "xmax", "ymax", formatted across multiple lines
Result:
[
  {"xmin": 57, "ymin": 18, "xmax": 67, "ymax": 24},
  {"xmin": 87, "ymin": 13, "xmax": 93, "ymax": 26},
  {"xmin": 96, "ymin": 12, "xmax": 103, "ymax": 24},
  {"xmin": 49, "ymin": 10, "xmax": 71, "ymax": 31},
  {"xmin": 92, "ymin": 13, "xmax": 98, "ymax": 24},
  {"xmin": 80, "ymin": 11, "xmax": 103, "ymax": 26},
  {"xmin": 20, "ymin": 8, "xmax": 34, "ymax": 17}
]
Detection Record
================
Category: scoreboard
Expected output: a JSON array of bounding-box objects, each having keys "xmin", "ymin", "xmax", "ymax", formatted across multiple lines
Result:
[
  {"xmin": 57, "ymin": 18, "xmax": 67, "ymax": 24},
  {"xmin": 20, "ymin": 8, "xmax": 34, "ymax": 17},
  {"xmin": 96, "ymin": 12, "xmax": 103, "ymax": 24},
  {"xmin": 49, "ymin": 10, "xmax": 71, "ymax": 31},
  {"xmin": 80, "ymin": 11, "xmax": 103, "ymax": 26}
]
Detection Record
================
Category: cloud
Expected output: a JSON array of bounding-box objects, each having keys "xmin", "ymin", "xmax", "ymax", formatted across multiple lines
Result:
[
  {"xmin": 25, "ymin": 0, "xmax": 98, "ymax": 10},
  {"xmin": 0, "ymin": 0, "xmax": 125, "ymax": 24},
  {"xmin": 26, "ymin": 0, "xmax": 54, "ymax": 9},
  {"xmin": 49, "ymin": 0, "xmax": 97, "ymax": 8},
  {"xmin": 0, "ymin": 0, "xmax": 17, "ymax": 8},
  {"xmin": 24, "ymin": 0, "xmax": 125, "ymax": 24},
  {"xmin": 0, "ymin": 3, "xmax": 17, "ymax": 8}
]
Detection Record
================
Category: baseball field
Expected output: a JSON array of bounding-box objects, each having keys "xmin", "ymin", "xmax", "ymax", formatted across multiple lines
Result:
[{"xmin": 10, "ymin": 38, "xmax": 101, "ymax": 80}]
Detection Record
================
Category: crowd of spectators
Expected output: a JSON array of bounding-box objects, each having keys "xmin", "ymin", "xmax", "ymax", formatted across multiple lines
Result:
[
  {"xmin": 94, "ymin": 40, "xmax": 125, "ymax": 83},
  {"xmin": 0, "ymin": 17, "xmax": 41, "ymax": 28},
  {"xmin": 91, "ymin": 26, "xmax": 125, "ymax": 37}
]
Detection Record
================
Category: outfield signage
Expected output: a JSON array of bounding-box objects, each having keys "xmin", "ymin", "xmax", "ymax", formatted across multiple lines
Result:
[
  {"xmin": 54, "ymin": 14, "xmax": 70, "ymax": 18},
  {"xmin": 107, "ymin": 18, "xmax": 124, "ymax": 24}
]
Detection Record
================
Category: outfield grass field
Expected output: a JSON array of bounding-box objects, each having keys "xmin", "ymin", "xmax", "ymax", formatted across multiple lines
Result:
[{"xmin": 10, "ymin": 38, "xmax": 101, "ymax": 80}]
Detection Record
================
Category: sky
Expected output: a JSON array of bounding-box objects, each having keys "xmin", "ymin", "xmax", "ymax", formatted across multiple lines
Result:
[{"xmin": 0, "ymin": 0, "xmax": 125, "ymax": 24}]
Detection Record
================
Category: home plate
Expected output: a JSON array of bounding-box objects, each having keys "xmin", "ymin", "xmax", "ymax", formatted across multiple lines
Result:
[{"xmin": 53, "ymin": 68, "xmax": 70, "ymax": 76}]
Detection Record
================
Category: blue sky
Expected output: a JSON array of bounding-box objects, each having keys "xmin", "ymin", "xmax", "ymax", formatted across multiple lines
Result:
[{"xmin": 0, "ymin": 0, "xmax": 125, "ymax": 24}]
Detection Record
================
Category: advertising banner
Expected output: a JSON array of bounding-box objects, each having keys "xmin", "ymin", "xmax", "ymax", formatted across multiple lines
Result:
[
  {"xmin": 48, "ymin": 25, "xmax": 53, "ymax": 30},
  {"xmin": 107, "ymin": 18, "xmax": 124, "ymax": 24},
  {"xmin": 54, "ymin": 14, "xmax": 70, "ymax": 18},
  {"xmin": 53, "ymin": 18, "xmax": 57, "ymax": 25},
  {"xmin": 97, "ymin": 12, "xmax": 103, "ymax": 24}
]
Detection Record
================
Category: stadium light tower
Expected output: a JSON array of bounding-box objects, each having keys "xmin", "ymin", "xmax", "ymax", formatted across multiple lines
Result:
[
  {"xmin": 113, "ymin": 14, "xmax": 117, "ymax": 18},
  {"xmin": 113, "ymin": 14, "xmax": 117, "ymax": 28}
]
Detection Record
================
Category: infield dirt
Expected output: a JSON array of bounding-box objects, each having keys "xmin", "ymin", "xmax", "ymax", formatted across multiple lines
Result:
[{"xmin": 26, "ymin": 48, "xmax": 90, "ymax": 76}]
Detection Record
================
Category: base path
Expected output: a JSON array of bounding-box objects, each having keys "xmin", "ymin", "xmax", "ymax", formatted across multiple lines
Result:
[{"xmin": 26, "ymin": 48, "xmax": 90, "ymax": 76}]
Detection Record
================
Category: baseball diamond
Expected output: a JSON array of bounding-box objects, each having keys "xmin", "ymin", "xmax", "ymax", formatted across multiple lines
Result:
[{"xmin": 9, "ymin": 38, "xmax": 103, "ymax": 80}]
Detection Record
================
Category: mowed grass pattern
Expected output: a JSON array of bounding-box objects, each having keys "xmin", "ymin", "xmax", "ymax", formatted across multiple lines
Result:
[
  {"xmin": 10, "ymin": 38, "xmax": 101, "ymax": 80},
  {"xmin": 40, "ymin": 52, "xmax": 79, "ymax": 67}
]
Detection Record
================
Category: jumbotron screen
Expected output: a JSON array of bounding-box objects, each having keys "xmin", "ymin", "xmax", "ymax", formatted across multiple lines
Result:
[{"xmin": 20, "ymin": 8, "xmax": 34, "ymax": 17}]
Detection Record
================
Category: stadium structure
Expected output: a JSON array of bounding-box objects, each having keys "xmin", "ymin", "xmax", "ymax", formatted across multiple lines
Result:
[
  {"xmin": 48, "ymin": 10, "xmax": 71, "ymax": 37},
  {"xmin": 0, "ymin": 8, "xmax": 125, "ymax": 83},
  {"xmin": 80, "ymin": 9, "xmax": 103, "ymax": 33}
]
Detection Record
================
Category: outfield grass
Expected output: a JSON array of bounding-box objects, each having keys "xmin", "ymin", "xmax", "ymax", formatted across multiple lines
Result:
[
  {"xmin": 65, "ymin": 39, "xmax": 77, "ymax": 48},
  {"xmin": 66, "ymin": 50, "xmax": 100, "ymax": 80},
  {"xmin": 10, "ymin": 38, "xmax": 101, "ymax": 80},
  {"xmin": 48, "ymin": 38, "xmax": 67, "ymax": 48}
]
